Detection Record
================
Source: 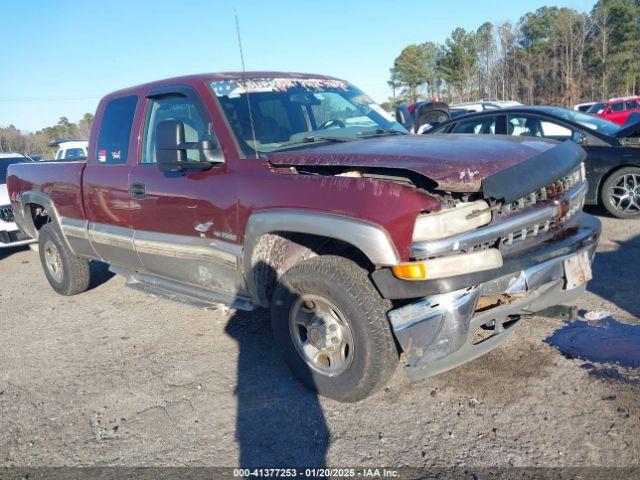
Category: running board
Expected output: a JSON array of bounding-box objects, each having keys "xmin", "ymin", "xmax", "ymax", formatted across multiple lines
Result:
[{"xmin": 110, "ymin": 266, "xmax": 255, "ymax": 311}]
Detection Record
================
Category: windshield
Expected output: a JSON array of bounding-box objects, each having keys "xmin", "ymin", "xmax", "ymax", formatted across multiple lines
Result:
[
  {"xmin": 586, "ymin": 102, "xmax": 606, "ymax": 114},
  {"xmin": 0, "ymin": 157, "xmax": 30, "ymax": 184},
  {"xmin": 547, "ymin": 107, "xmax": 621, "ymax": 136},
  {"xmin": 211, "ymin": 77, "xmax": 406, "ymax": 155}
]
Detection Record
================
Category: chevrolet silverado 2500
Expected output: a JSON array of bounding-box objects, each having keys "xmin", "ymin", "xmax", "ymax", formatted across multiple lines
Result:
[{"xmin": 7, "ymin": 72, "xmax": 600, "ymax": 401}]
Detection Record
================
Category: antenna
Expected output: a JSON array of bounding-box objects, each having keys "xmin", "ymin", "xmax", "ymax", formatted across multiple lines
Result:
[{"xmin": 234, "ymin": 10, "xmax": 259, "ymax": 159}]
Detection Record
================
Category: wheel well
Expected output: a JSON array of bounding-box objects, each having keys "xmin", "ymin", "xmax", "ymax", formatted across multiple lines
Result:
[
  {"xmin": 27, "ymin": 203, "xmax": 51, "ymax": 232},
  {"xmin": 249, "ymin": 232, "xmax": 375, "ymax": 307},
  {"xmin": 599, "ymin": 164, "xmax": 640, "ymax": 201}
]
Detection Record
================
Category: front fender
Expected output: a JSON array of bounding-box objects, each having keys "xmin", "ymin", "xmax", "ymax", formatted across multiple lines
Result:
[{"xmin": 242, "ymin": 209, "xmax": 400, "ymax": 305}]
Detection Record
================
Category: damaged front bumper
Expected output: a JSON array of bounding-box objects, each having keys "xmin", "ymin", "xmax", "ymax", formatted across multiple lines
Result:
[{"xmin": 386, "ymin": 212, "xmax": 600, "ymax": 381}]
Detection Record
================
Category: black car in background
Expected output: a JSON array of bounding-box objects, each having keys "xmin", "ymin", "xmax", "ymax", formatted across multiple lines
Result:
[{"xmin": 425, "ymin": 106, "xmax": 640, "ymax": 218}]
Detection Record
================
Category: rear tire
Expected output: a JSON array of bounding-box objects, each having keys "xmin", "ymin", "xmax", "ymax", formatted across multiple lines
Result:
[
  {"xmin": 600, "ymin": 166, "xmax": 640, "ymax": 219},
  {"xmin": 39, "ymin": 223, "xmax": 91, "ymax": 295},
  {"xmin": 270, "ymin": 255, "xmax": 398, "ymax": 402}
]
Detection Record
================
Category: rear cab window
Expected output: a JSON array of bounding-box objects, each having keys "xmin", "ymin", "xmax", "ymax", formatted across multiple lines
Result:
[{"xmin": 96, "ymin": 95, "xmax": 138, "ymax": 164}]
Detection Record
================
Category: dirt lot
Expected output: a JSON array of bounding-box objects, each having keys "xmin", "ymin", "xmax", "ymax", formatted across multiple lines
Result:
[{"xmin": 1, "ymin": 208, "xmax": 639, "ymax": 470}]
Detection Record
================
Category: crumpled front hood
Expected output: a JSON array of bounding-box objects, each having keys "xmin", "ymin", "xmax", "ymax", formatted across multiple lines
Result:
[
  {"xmin": 268, "ymin": 134, "xmax": 561, "ymax": 193},
  {"xmin": 0, "ymin": 183, "xmax": 9, "ymax": 206}
]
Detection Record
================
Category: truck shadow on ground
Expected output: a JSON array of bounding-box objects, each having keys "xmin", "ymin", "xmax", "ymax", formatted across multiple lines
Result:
[
  {"xmin": 224, "ymin": 262, "xmax": 329, "ymax": 468},
  {"xmin": 0, "ymin": 247, "xmax": 113, "ymax": 291},
  {"xmin": 225, "ymin": 310, "xmax": 330, "ymax": 468},
  {"xmin": 88, "ymin": 260, "xmax": 115, "ymax": 291},
  {"xmin": 0, "ymin": 244, "xmax": 29, "ymax": 261}
]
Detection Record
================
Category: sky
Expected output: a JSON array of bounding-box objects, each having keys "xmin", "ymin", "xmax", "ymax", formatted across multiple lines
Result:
[{"xmin": 1, "ymin": 0, "xmax": 596, "ymax": 132}]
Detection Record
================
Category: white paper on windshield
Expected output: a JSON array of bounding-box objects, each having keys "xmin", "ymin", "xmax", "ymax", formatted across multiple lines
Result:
[{"xmin": 211, "ymin": 78, "xmax": 349, "ymax": 97}]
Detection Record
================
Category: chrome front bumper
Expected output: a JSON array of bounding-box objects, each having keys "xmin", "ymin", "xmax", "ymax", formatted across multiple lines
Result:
[{"xmin": 388, "ymin": 242, "xmax": 597, "ymax": 381}]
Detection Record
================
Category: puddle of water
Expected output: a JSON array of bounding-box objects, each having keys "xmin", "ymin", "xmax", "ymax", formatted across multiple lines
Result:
[{"xmin": 544, "ymin": 316, "xmax": 640, "ymax": 368}]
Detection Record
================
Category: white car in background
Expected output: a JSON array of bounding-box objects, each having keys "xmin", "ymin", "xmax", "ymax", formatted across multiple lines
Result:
[
  {"xmin": 0, "ymin": 153, "xmax": 36, "ymax": 248},
  {"xmin": 49, "ymin": 139, "xmax": 88, "ymax": 160}
]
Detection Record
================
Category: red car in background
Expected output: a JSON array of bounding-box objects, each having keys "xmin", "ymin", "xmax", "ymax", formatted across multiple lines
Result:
[{"xmin": 587, "ymin": 96, "xmax": 640, "ymax": 125}]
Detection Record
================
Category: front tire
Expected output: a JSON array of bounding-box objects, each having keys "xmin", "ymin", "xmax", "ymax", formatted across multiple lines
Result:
[
  {"xmin": 39, "ymin": 223, "xmax": 91, "ymax": 295},
  {"xmin": 601, "ymin": 166, "xmax": 640, "ymax": 219},
  {"xmin": 270, "ymin": 255, "xmax": 398, "ymax": 402}
]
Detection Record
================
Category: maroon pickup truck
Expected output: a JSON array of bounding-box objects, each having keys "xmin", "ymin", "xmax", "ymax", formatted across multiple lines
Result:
[{"xmin": 8, "ymin": 72, "xmax": 600, "ymax": 401}]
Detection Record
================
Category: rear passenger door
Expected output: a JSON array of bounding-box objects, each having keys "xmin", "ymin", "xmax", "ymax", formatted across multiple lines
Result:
[{"xmin": 82, "ymin": 95, "xmax": 144, "ymax": 269}]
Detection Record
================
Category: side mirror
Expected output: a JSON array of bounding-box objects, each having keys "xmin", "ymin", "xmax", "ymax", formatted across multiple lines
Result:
[
  {"xmin": 156, "ymin": 120, "xmax": 187, "ymax": 171},
  {"xmin": 155, "ymin": 119, "xmax": 221, "ymax": 172}
]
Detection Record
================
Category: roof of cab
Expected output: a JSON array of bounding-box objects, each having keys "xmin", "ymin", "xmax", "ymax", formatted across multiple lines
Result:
[{"xmin": 102, "ymin": 71, "xmax": 341, "ymax": 99}]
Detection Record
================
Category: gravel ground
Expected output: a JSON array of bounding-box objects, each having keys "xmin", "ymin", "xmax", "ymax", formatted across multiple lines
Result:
[{"xmin": 0, "ymin": 208, "xmax": 638, "ymax": 470}]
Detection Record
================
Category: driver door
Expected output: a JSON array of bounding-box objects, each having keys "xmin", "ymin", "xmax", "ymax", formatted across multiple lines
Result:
[{"xmin": 128, "ymin": 87, "xmax": 245, "ymax": 296}]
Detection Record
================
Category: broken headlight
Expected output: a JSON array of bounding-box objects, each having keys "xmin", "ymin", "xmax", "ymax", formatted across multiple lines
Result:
[{"xmin": 412, "ymin": 200, "xmax": 492, "ymax": 242}]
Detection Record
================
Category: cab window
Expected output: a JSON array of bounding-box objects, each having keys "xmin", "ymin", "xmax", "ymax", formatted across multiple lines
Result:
[
  {"xmin": 540, "ymin": 121, "xmax": 572, "ymax": 139},
  {"xmin": 507, "ymin": 116, "xmax": 538, "ymax": 136},
  {"xmin": 610, "ymin": 102, "xmax": 624, "ymax": 112},
  {"xmin": 507, "ymin": 115, "xmax": 572, "ymax": 140},
  {"xmin": 429, "ymin": 124, "xmax": 451, "ymax": 134},
  {"xmin": 141, "ymin": 95, "xmax": 208, "ymax": 164},
  {"xmin": 65, "ymin": 148, "xmax": 86, "ymax": 159},
  {"xmin": 451, "ymin": 116, "xmax": 497, "ymax": 134},
  {"xmin": 96, "ymin": 95, "xmax": 137, "ymax": 164}
]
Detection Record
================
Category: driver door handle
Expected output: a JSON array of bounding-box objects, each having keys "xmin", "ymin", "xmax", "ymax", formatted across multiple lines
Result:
[{"xmin": 129, "ymin": 182, "xmax": 146, "ymax": 200}]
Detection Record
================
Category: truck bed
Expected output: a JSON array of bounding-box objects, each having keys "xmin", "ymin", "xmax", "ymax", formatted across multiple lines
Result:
[{"xmin": 7, "ymin": 160, "xmax": 87, "ymax": 221}]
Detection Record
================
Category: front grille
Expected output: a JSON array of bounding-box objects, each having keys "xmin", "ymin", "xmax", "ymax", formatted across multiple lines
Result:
[
  {"xmin": 410, "ymin": 165, "xmax": 587, "ymax": 260},
  {"xmin": 500, "ymin": 191, "xmax": 584, "ymax": 248},
  {"xmin": 0, "ymin": 205, "xmax": 14, "ymax": 223},
  {"xmin": 499, "ymin": 167, "xmax": 583, "ymax": 216}
]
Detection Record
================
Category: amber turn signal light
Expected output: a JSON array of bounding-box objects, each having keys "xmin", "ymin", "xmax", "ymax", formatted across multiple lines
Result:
[{"xmin": 392, "ymin": 263, "xmax": 427, "ymax": 280}]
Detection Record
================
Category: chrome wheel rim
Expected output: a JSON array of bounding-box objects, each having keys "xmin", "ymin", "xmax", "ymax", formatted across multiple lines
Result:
[
  {"xmin": 288, "ymin": 294, "xmax": 354, "ymax": 377},
  {"xmin": 609, "ymin": 173, "xmax": 640, "ymax": 215},
  {"xmin": 43, "ymin": 240, "xmax": 64, "ymax": 283}
]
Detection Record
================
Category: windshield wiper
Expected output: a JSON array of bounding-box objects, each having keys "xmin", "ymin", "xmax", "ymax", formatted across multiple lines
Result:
[
  {"xmin": 275, "ymin": 135, "xmax": 356, "ymax": 149},
  {"xmin": 356, "ymin": 128, "xmax": 406, "ymax": 136}
]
